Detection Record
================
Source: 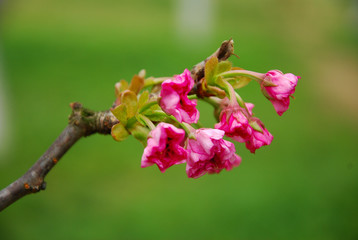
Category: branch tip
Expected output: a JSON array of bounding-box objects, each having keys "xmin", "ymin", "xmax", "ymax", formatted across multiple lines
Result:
[{"xmin": 0, "ymin": 39, "xmax": 234, "ymax": 212}]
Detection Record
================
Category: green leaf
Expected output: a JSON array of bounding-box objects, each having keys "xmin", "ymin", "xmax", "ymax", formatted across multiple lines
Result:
[
  {"xmin": 129, "ymin": 124, "xmax": 150, "ymax": 146},
  {"xmin": 216, "ymin": 61, "xmax": 232, "ymax": 74},
  {"xmin": 215, "ymin": 76, "xmax": 226, "ymax": 89},
  {"xmin": 144, "ymin": 110, "xmax": 168, "ymax": 122},
  {"xmin": 111, "ymin": 104, "xmax": 127, "ymax": 126},
  {"xmin": 227, "ymin": 67, "xmax": 252, "ymax": 89},
  {"xmin": 205, "ymin": 56, "xmax": 218, "ymax": 85},
  {"xmin": 138, "ymin": 90, "xmax": 149, "ymax": 109},
  {"xmin": 115, "ymin": 80, "xmax": 129, "ymax": 98},
  {"xmin": 111, "ymin": 123, "xmax": 130, "ymax": 142},
  {"xmin": 136, "ymin": 114, "xmax": 156, "ymax": 129},
  {"xmin": 229, "ymin": 76, "xmax": 252, "ymax": 89},
  {"xmin": 121, "ymin": 90, "xmax": 138, "ymax": 118},
  {"xmin": 206, "ymin": 85, "xmax": 226, "ymax": 98},
  {"xmin": 135, "ymin": 114, "xmax": 146, "ymax": 126},
  {"xmin": 128, "ymin": 75, "xmax": 144, "ymax": 94}
]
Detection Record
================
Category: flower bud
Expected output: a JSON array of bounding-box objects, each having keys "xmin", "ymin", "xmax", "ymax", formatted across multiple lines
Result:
[
  {"xmin": 160, "ymin": 69, "xmax": 199, "ymax": 123},
  {"xmin": 261, "ymin": 70, "xmax": 299, "ymax": 116},
  {"xmin": 186, "ymin": 128, "xmax": 241, "ymax": 178},
  {"xmin": 141, "ymin": 123, "xmax": 188, "ymax": 172}
]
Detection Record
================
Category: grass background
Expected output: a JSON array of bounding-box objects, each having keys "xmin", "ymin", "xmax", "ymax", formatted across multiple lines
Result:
[{"xmin": 0, "ymin": 0, "xmax": 358, "ymax": 239}]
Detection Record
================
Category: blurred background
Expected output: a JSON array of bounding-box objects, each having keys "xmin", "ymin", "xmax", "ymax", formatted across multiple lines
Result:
[{"xmin": 0, "ymin": 0, "xmax": 357, "ymax": 239}]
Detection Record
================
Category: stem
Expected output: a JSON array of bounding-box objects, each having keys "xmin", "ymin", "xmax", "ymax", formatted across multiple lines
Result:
[
  {"xmin": 218, "ymin": 70, "xmax": 265, "ymax": 82},
  {"xmin": 181, "ymin": 122, "xmax": 196, "ymax": 140},
  {"xmin": 143, "ymin": 77, "xmax": 171, "ymax": 87},
  {"xmin": 202, "ymin": 97, "xmax": 221, "ymax": 108},
  {"xmin": 191, "ymin": 121, "xmax": 204, "ymax": 129},
  {"xmin": 221, "ymin": 79, "xmax": 247, "ymax": 110},
  {"xmin": 138, "ymin": 114, "xmax": 156, "ymax": 130},
  {"xmin": 188, "ymin": 94, "xmax": 198, "ymax": 100},
  {"xmin": 139, "ymin": 100, "xmax": 159, "ymax": 113},
  {"xmin": 235, "ymin": 92, "xmax": 247, "ymax": 110},
  {"xmin": 168, "ymin": 116, "xmax": 192, "ymax": 137},
  {"xmin": 220, "ymin": 79, "xmax": 237, "ymax": 104}
]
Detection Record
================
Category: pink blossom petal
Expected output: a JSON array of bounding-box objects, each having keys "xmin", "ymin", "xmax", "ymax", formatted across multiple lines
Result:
[
  {"xmin": 141, "ymin": 123, "xmax": 188, "ymax": 172},
  {"xmin": 160, "ymin": 69, "xmax": 199, "ymax": 123},
  {"xmin": 215, "ymin": 100, "xmax": 273, "ymax": 153},
  {"xmin": 262, "ymin": 70, "xmax": 299, "ymax": 116},
  {"xmin": 245, "ymin": 128, "xmax": 273, "ymax": 153},
  {"xmin": 186, "ymin": 128, "xmax": 241, "ymax": 178},
  {"xmin": 215, "ymin": 101, "xmax": 252, "ymax": 142}
]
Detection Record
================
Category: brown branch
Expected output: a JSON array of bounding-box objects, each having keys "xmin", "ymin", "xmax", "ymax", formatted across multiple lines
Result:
[
  {"xmin": 0, "ymin": 39, "xmax": 234, "ymax": 212},
  {"xmin": 191, "ymin": 38, "xmax": 234, "ymax": 82},
  {"xmin": 0, "ymin": 103, "xmax": 118, "ymax": 211},
  {"xmin": 190, "ymin": 39, "xmax": 234, "ymax": 96}
]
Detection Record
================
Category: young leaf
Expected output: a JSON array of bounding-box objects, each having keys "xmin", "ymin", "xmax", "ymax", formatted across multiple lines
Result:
[
  {"xmin": 138, "ymin": 69, "xmax": 146, "ymax": 78},
  {"xmin": 111, "ymin": 104, "xmax": 128, "ymax": 126},
  {"xmin": 205, "ymin": 56, "xmax": 218, "ymax": 85},
  {"xmin": 115, "ymin": 80, "xmax": 129, "ymax": 98},
  {"xmin": 138, "ymin": 90, "xmax": 149, "ymax": 109},
  {"xmin": 216, "ymin": 61, "xmax": 232, "ymax": 75},
  {"xmin": 121, "ymin": 90, "xmax": 138, "ymax": 118},
  {"xmin": 129, "ymin": 123, "xmax": 150, "ymax": 146},
  {"xmin": 135, "ymin": 114, "xmax": 147, "ymax": 127},
  {"xmin": 215, "ymin": 75, "xmax": 226, "ymax": 89},
  {"xmin": 128, "ymin": 75, "xmax": 144, "ymax": 94},
  {"xmin": 144, "ymin": 110, "xmax": 168, "ymax": 122},
  {"xmin": 206, "ymin": 85, "xmax": 227, "ymax": 98},
  {"xmin": 229, "ymin": 76, "xmax": 252, "ymax": 89},
  {"xmin": 111, "ymin": 123, "xmax": 130, "ymax": 142},
  {"xmin": 228, "ymin": 67, "xmax": 252, "ymax": 89}
]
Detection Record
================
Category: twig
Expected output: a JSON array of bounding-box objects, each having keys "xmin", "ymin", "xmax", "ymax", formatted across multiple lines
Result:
[
  {"xmin": 0, "ymin": 39, "xmax": 234, "ymax": 212},
  {"xmin": 0, "ymin": 103, "xmax": 118, "ymax": 211},
  {"xmin": 190, "ymin": 39, "xmax": 234, "ymax": 96},
  {"xmin": 191, "ymin": 38, "xmax": 234, "ymax": 82}
]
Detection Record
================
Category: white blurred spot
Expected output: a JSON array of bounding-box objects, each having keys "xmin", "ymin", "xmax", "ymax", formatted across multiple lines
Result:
[{"xmin": 174, "ymin": 0, "xmax": 214, "ymax": 44}]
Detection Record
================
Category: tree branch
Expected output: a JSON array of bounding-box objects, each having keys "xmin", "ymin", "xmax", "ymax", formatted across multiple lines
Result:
[
  {"xmin": 0, "ymin": 39, "xmax": 234, "ymax": 212},
  {"xmin": 191, "ymin": 38, "xmax": 234, "ymax": 82},
  {"xmin": 0, "ymin": 103, "xmax": 118, "ymax": 211}
]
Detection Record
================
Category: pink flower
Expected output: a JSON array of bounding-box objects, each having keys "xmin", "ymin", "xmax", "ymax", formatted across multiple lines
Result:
[
  {"xmin": 215, "ymin": 99, "xmax": 254, "ymax": 142},
  {"xmin": 245, "ymin": 118, "xmax": 273, "ymax": 153},
  {"xmin": 141, "ymin": 123, "xmax": 188, "ymax": 173},
  {"xmin": 160, "ymin": 69, "xmax": 199, "ymax": 123},
  {"xmin": 186, "ymin": 128, "xmax": 241, "ymax": 178},
  {"xmin": 215, "ymin": 100, "xmax": 273, "ymax": 153},
  {"xmin": 261, "ymin": 70, "xmax": 299, "ymax": 116}
]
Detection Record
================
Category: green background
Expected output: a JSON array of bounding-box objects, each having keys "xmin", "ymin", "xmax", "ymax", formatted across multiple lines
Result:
[{"xmin": 0, "ymin": 0, "xmax": 357, "ymax": 239}]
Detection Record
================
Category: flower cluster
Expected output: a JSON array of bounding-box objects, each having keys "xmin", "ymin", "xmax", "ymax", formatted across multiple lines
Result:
[
  {"xmin": 111, "ymin": 41, "xmax": 299, "ymax": 178},
  {"xmin": 141, "ymin": 123, "xmax": 241, "ymax": 178}
]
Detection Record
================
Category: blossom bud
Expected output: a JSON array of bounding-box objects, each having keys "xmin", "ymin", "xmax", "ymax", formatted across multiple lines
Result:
[
  {"xmin": 160, "ymin": 69, "xmax": 199, "ymax": 123},
  {"xmin": 141, "ymin": 123, "xmax": 188, "ymax": 172},
  {"xmin": 186, "ymin": 128, "xmax": 241, "ymax": 178},
  {"xmin": 261, "ymin": 70, "xmax": 299, "ymax": 116}
]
